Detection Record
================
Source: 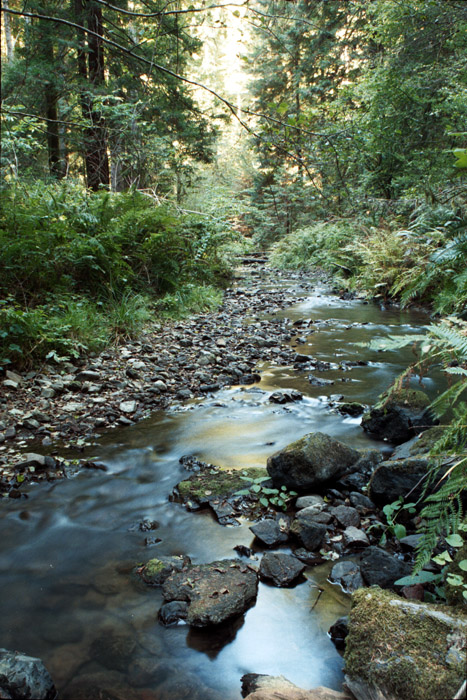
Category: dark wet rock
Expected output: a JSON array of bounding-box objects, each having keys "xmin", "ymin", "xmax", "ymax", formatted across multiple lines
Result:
[
  {"xmin": 161, "ymin": 559, "xmax": 258, "ymax": 627},
  {"xmin": 250, "ymin": 519, "xmax": 289, "ymax": 547},
  {"xmin": 399, "ymin": 534, "xmax": 424, "ymax": 550},
  {"xmin": 342, "ymin": 527, "xmax": 370, "ymax": 550},
  {"xmin": 0, "ymin": 648, "xmax": 56, "ymax": 700},
  {"xmin": 361, "ymin": 389, "xmax": 437, "ymax": 444},
  {"xmin": 329, "ymin": 616, "xmax": 349, "ymax": 650},
  {"xmin": 159, "ymin": 600, "xmax": 189, "ymax": 625},
  {"xmin": 269, "ymin": 390, "xmax": 303, "ymax": 404},
  {"xmin": 293, "ymin": 353, "xmax": 310, "ymax": 363},
  {"xmin": 234, "ymin": 544, "xmax": 254, "ymax": 558},
  {"xmin": 259, "ymin": 551, "xmax": 305, "ymax": 587},
  {"xmin": 90, "ymin": 628, "xmax": 136, "ymax": 672},
  {"xmin": 337, "ymin": 402, "xmax": 366, "ymax": 417},
  {"xmin": 330, "ymin": 505, "xmax": 360, "ymax": 528},
  {"xmin": 293, "ymin": 548, "xmax": 325, "ymax": 566},
  {"xmin": 349, "ymin": 492, "xmax": 375, "ymax": 512},
  {"xmin": 360, "ymin": 546, "xmax": 411, "ymax": 589},
  {"xmin": 76, "ymin": 370, "xmax": 101, "ymax": 381},
  {"xmin": 267, "ymin": 432, "xmax": 360, "ymax": 492},
  {"xmin": 138, "ymin": 519, "xmax": 159, "ymax": 532},
  {"xmin": 290, "ymin": 511, "xmax": 327, "ymax": 551},
  {"xmin": 16, "ymin": 453, "xmax": 56, "ymax": 472},
  {"xmin": 351, "ymin": 449, "xmax": 383, "ymax": 475},
  {"xmin": 308, "ymin": 375, "xmax": 335, "ymax": 386},
  {"xmin": 369, "ymin": 457, "xmax": 440, "ymax": 504},
  {"xmin": 238, "ymin": 373, "xmax": 261, "ymax": 385},
  {"xmin": 330, "ymin": 560, "xmax": 364, "ymax": 592},
  {"xmin": 295, "ymin": 494, "xmax": 325, "ymax": 510},
  {"xmin": 138, "ymin": 554, "xmax": 190, "ymax": 585},
  {"xmin": 390, "ymin": 426, "xmax": 445, "ymax": 460},
  {"xmin": 344, "ymin": 587, "xmax": 467, "ymax": 700}
]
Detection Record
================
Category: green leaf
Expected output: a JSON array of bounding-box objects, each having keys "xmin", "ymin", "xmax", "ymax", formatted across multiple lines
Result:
[
  {"xmin": 394, "ymin": 571, "xmax": 439, "ymax": 586},
  {"xmin": 445, "ymin": 534, "xmax": 464, "ymax": 547},
  {"xmin": 260, "ymin": 497, "xmax": 269, "ymax": 508},
  {"xmin": 458, "ymin": 560, "xmax": 467, "ymax": 571},
  {"xmin": 251, "ymin": 484, "xmax": 261, "ymax": 493},
  {"xmin": 446, "ymin": 574, "xmax": 464, "ymax": 586},
  {"xmin": 235, "ymin": 489, "xmax": 250, "ymax": 496},
  {"xmin": 393, "ymin": 523, "xmax": 407, "ymax": 540},
  {"xmin": 432, "ymin": 551, "xmax": 453, "ymax": 565},
  {"xmin": 463, "ymin": 590, "xmax": 467, "ymax": 601}
]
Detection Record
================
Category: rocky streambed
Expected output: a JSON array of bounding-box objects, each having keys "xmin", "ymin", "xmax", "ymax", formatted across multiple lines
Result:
[{"xmin": 0, "ymin": 261, "xmax": 465, "ymax": 700}]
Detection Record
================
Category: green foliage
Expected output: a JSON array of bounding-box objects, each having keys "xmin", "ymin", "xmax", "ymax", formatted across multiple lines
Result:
[
  {"xmin": 369, "ymin": 317, "xmax": 467, "ymax": 573},
  {"xmin": 0, "ymin": 180, "xmax": 232, "ymax": 366},
  {"xmin": 236, "ymin": 476, "xmax": 298, "ymax": 511},
  {"xmin": 270, "ymin": 220, "xmax": 365, "ymax": 277}
]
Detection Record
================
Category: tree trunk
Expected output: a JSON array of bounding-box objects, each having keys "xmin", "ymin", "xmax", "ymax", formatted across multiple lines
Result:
[
  {"xmin": 73, "ymin": 0, "xmax": 109, "ymax": 190},
  {"xmin": 2, "ymin": 0, "xmax": 14, "ymax": 62}
]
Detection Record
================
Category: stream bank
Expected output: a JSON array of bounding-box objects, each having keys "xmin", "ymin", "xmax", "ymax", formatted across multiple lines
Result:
[{"xmin": 2, "ymin": 259, "xmax": 464, "ymax": 700}]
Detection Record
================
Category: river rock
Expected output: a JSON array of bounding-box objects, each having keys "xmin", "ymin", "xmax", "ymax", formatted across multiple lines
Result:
[
  {"xmin": 369, "ymin": 457, "xmax": 442, "ymax": 504},
  {"xmin": 344, "ymin": 587, "xmax": 467, "ymax": 700},
  {"xmin": 328, "ymin": 616, "xmax": 349, "ymax": 650},
  {"xmin": 259, "ymin": 552, "xmax": 306, "ymax": 587},
  {"xmin": 138, "ymin": 555, "xmax": 191, "ymax": 585},
  {"xmin": 330, "ymin": 505, "xmax": 360, "ymax": 528},
  {"xmin": 267, "ymin": 432, "xmax": 360, "ymax": 492},
  {"xmin": 242, "ymin": 673, "xmax": 352, "ymax": 700},
  {"xmin": 349, "ymin": 492, "xmax": 375, "ymax": 512},
  {"xmin": 342, "ymin": 526, "xmax": 370, "ymax": 550},
  {"xmin": 250, "ymin": 519, "xmax": 289, "ymax": 547},
  {"xmin": 161, "ymin": 559, "xmax": 258, "ymax": 627},
  {"xmin": 0, "ymin": 648, "xmax": 56, "ymax": 700},
  {"xmin": 360, "ymin": 546, "xmax": 411, "ymax": 589},
  {"xmin": 330, "ymin": 560, "xmax": 364, "ymax": 592},
  {"xmin": 290, "ymin": 511, "xmax": 327, "ymax": 551},
  {"xmin": 159, "ymin": 600, "xmax": 189, "ymax": 625},
  {"xmin": 295, "ymin": 495, "xmax": 325, "ymax": 510},
  {"xmin": 361, "ymin": 389, "xmax": 437, "ymax": 444}
]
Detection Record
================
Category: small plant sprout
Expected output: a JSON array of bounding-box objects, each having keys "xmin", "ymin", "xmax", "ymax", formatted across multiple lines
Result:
[{"xmin": 235, "ymin": 476, "xmax": 298, "ymax": 511}]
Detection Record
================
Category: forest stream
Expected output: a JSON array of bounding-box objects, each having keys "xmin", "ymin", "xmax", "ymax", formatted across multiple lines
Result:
[{"xmin": 0, "ymin": 262, "xmax": 433, "ymax": 700}]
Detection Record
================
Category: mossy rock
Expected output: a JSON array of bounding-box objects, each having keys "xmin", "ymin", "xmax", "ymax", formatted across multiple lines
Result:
[
  {"xmin": 138, "ymin": 555, "xmax": 190, "ymax": 586},
  {"xmin": 175, "ymin": 466, "xmax": 266, "ymax": 506},
  {"xmin": 362, "ymin": 389, "xmax": 437, "ymax": 445},
  {"xmin": 344, "ymin": 587, "xmax": 467, "ymax": 700}
]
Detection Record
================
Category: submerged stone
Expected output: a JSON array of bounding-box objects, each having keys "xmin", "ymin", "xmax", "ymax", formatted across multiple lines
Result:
[{"xmin": 0, "ymin": 648, "xmax": 56, "ymax": 700}]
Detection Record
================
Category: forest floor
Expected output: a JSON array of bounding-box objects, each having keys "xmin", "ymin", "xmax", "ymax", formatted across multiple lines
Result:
[{"xmin": 0, "ymin": 259, "xmax": 322, "ymax": 497}]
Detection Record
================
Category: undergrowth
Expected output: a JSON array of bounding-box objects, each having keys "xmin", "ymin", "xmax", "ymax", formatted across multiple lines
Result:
[
  {"xmin": 0, "ymin": 179, "xmax": 233, "ymax": 368},
  {"xmin": 271, "ymin": 190, "xmax": 467, "ymax": 314}
]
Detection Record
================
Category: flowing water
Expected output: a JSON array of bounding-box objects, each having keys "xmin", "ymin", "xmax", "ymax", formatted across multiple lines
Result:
[{"xmin": 0, "ymin": 273, "xmax": 433, "ymax": 699}]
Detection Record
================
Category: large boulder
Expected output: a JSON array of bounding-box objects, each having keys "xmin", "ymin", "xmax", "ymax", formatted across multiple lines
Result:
[
  {"xmin": 361, "ymin": 389, "xmax": 437, "ymax": 444},
  {"xmin": 161, "ymin": 559, "xmax": 258, "ymax": 627},
  {"xmin": 0, "ymin": 648, "xmax": 56, "ymax": 700},
  {"xmin": 344, "ymin": 588, "xmax": 467, "ymax": 700},
  {"xmin": 267, "ymin": 432, "xmax": 360, "ymax": 492}
]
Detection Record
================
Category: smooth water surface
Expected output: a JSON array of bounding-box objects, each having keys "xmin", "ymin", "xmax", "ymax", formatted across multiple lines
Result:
[{"xmin": 0, "ymin": 280, "xmax": 432, "ymax": 699}]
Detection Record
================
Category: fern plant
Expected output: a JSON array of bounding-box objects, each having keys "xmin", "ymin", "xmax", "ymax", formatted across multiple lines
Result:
[{"xmin": 367, "ymin": 316, "xmax": 467, "ymax": 571}]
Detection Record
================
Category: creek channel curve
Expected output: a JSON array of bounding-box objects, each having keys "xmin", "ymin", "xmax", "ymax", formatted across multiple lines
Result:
[{"xmin": 0, "ymin": 264, "xmax": 433, "ymax": 699}]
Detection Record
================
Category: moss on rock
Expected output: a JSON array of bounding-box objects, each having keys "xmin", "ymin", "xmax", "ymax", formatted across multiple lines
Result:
[
  {"xmin": 344, "ymin": 587, "xmax": 467, "ymax": 700},
  {"xmin": 175, "ymin": 466, "xmax": 266, "ymax": 505}
]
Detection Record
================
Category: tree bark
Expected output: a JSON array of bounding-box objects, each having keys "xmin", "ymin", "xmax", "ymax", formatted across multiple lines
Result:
[
  {"xmin": 73, "ymin": 0, "xmax": 109, "ymax": 190},
  {"xmin": 2, "ymin": 0, "xmax": 14, "ymax": 62}
]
